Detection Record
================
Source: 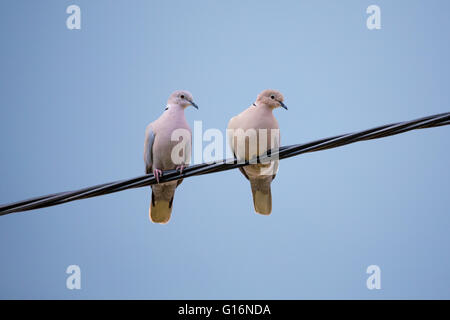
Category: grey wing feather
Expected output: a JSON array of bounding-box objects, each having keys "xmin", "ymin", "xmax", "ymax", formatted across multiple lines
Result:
[
  {"xmin": 235, "ymin": 153, "xmax": 276, "ymax": 181},
  {"xmin": 144, "ymin": 125, "xmax": 155, "ymax": 174},
  {"xmin": 232, "ymin": 151, "xmax": 250, "ymax": 180},
  {"xmin": 239, "ymin": 167, "xmax": 250, "ymax": 180},
  {"xmin": 240, "ymin": 167, "xmax": 276, "ymax": 181}
]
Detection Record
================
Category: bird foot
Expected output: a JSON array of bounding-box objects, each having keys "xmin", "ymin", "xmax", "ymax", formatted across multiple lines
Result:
[
  {"xmin": 153, "ymin": 169, "xmax": 163, "ymax": 183},
  {"xmin": 175, "ymin": 164, "xmax": 186, "ymax": 174}
]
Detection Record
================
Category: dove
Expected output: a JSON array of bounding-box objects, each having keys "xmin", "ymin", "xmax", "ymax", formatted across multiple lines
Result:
[
  {"xmin": 144, "ymin": 90, "xmax": 198, "ymax": 224},
  {"xmin": 227, "ymin": 89, "xmax": 287, "ymax": 215}
]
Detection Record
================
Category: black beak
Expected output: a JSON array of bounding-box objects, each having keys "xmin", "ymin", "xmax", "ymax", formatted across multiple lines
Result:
[
  {"xmin": 189, "ymin": 100, "xmax": 199, "ymax": 109},
  {"xmin": 279, "ymin": 101, "xmax": 288, "ymax": 110}
]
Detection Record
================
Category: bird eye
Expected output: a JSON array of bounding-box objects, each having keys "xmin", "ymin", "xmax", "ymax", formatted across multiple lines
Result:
[
  {"xmin": 180, "ymin": 95, "xmax": 185, "ymax": 99},
  {"xmin": 271, "ymin": 95, "xmax": 275, "ymax": 99}
]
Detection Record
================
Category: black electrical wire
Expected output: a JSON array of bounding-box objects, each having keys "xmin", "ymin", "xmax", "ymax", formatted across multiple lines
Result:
[{"xmin": 0, "ymin": 112, "xmax": 449, "ymax": 216}]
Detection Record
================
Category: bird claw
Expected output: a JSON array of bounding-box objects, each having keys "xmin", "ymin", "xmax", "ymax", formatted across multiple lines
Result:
[
  {"xmin": 153, "ymin": 169, "xmax": 163, "ymax": 184},
  {"xmin": 176, "ymin": 165, "xmax": 186, "ymax": 174}
]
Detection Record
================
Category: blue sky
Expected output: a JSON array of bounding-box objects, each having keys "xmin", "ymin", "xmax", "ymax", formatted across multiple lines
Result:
[{"xmin": 0, "ymin": 0, "xmax": 449, "ymax": 299}]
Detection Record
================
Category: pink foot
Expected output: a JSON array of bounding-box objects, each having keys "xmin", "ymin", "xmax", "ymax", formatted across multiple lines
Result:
[
  {"xmin": 175, "ymin": 164, "xmax": 186, "ymax": 174},
  {"xmin": 153, "ymin": 168, "xmax": 163, "ymax": 183}
]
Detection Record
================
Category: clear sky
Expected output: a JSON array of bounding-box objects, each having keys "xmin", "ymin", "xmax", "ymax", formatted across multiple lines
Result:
[{"xmin": 0, "ymin": 0, "xmax": 449, "ymax": 299}]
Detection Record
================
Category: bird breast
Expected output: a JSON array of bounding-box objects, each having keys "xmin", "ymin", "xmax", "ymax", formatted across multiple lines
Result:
[{"xmin": 152, "ymin": 119, "xmax": 192, "ymax": 170}]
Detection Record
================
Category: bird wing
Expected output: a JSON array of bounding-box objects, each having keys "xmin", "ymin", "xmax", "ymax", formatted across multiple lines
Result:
[
  {"xmin": 228, "ymin": 115, "xmax": 249, "ymax": 180},
  {"xmin": 144, "ymin": 125, "xmax": 155, "ymax": 174}
]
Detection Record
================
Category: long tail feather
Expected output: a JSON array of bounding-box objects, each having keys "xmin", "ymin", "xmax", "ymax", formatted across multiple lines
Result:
[
  {"xmin": 149, "ymin": 183, "xmax": 177, "ymax": 224},
  {"xmin": 250, "ymin": 180, "xmax": 272, "ymax": 215}
]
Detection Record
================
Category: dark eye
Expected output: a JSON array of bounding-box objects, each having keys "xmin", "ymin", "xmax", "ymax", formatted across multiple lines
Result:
[
  {"xmin": 271, "ymin": 95, "xmax": 275, "ymax": 99},
  {"xmin": 180, "ymin": 95, "xmax": 185, "ymax": 99}
]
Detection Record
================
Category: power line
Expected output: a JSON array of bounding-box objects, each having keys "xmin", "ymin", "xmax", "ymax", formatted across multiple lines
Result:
[{"xmin": 0, "ymin": 112, "xmax": 449, "ymax": 216}]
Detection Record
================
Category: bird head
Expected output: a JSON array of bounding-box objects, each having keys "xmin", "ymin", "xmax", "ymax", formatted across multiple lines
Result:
[
  {"xmin": 255, "ymin": 89, "xmax": 287, "ymax": 110},
  {"xmin": 167, "ymin": 90, "xmax": 198, "ymax": 109}
]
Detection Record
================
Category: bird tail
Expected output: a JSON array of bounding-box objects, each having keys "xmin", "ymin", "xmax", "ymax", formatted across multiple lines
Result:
[
  {"xmin": 250, "ymin": 180, "xmax": 272, "ymax": 215},
  {"xmin": 149, "ymin": 184, "xmax": 176, "ymax": 224}
]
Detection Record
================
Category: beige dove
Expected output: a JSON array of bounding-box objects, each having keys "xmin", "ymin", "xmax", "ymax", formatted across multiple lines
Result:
[
  {"xmin": 227, "ymin": 89, "xmax": 287, "ymax": 215},
  {"xmin": 144, "ymin": 90, "xmax": 198, "ymax": 224}
]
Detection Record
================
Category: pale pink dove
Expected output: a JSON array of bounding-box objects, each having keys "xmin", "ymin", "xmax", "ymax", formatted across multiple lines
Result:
[
  {"xmin": 144, "ymin": 90, "xmax": 198, "ymax": 224},
  {"xmin": 227, "ymin": 89, "xmax": 287, "ymax": 215}
]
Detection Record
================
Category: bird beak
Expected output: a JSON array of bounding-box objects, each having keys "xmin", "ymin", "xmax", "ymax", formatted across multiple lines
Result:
[
  {"xmin": 279, "ymin": 101, "xmax": 288, "ymax": 110},
  {"xmin": 188, "ymin": 100, "xmax": 199, "ymax": 109}
]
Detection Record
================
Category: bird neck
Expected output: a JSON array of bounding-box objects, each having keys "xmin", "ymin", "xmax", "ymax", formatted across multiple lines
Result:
[
  {"xmin": 164, "ymin": 104, "xmax": 187, "ymax": 122},
  {"xmin": 254, "ymin": 102, "xmax": 274, "ymax": 114},
  {"xmin": 165, "ymin": 103, "xmax": 186, "ymax": 114}
]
